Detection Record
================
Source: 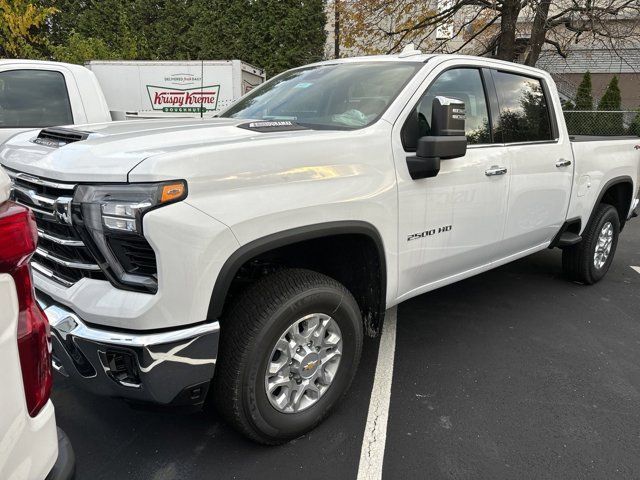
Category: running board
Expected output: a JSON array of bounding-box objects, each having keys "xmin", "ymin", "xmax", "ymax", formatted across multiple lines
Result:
[
  {"xmin": 557, "ymin": 232, "xmax": 582, "ymax": 247},
  {"xmin": 549, "ymin": 217, "xmax": 582, "ymax": 249}
]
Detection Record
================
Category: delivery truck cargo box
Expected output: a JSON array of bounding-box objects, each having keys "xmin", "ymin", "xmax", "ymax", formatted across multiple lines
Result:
[{"xmin": 85, "ymin": 60, "xmax": 265, "ymax": 119}]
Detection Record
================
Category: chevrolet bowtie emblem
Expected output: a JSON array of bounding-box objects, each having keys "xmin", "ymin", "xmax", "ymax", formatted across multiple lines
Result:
[
  {"xmin": 303, "ymin": 360, "xmax": 318, "ymax": 371},
  {"xmin": 53, "ymin": 196, "xmax": 74, "ymax": 225}
]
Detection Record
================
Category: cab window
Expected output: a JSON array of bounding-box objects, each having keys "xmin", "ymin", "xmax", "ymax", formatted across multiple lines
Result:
[
  {"xmin": 402, "ymin": 68, "xmax": 492, "ymax": 150},
  {"xmin": 492, "ymin": 71, "xmax": 553, "ymax": 143},
  {"xmin": 0, "ymin": 70, "xmax": 73, "ymax": 128}
]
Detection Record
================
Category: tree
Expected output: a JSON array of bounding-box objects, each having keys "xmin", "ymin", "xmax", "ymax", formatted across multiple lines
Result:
[
  {"xmin": 598, "ymin": 76, "xmax": 622, "ymax": 110},
  {"xmin": 46, "ymin": 0, "xmax": 139, "ymax": 61},
  {"xmin": 50, "ymin": 33, "xmax": 123, "ymax": 64},
  {"xmin": 628, "ymin": 110, "xmax": 640, "ymax": 137},
  {"xmin": 129, "ymin": 0, "xmax": 194, "ymax": 59},
  {"xmin": 185, "ymin": 0, "xmax": 326, "ymax": 76},
  {"xmin": 597, "ymin": 76, "xmax": 623, "ymax": 135},
  {"xmin": 338, "ymin": 0, "xmax": 640, "ymax": 66},
  {"xmin": 0, "ymin": 0, "xmax": 56, "ymax": 58},
  {"xmin": 565, "ymin": 71, "xmax": 594, "ymax": 135},
  {"xmin": 44, "ymin": 0, "xmax": 326, "ymax": 76},
  {"xmin": 247, "ymin": 0, "xmax": 326, "ymax": 75},
  {"xmin": 574, "ymin": 71, "xmax": 594, "ymax": 110}
]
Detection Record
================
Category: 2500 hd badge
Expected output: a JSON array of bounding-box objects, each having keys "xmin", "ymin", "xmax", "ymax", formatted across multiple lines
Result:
[{"xmin": 408, "ymin": 225, "xmax": 453, "ymax": 241}]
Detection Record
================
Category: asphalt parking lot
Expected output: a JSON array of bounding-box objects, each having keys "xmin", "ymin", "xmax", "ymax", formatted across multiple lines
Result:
[{"xmin": 53, "ymin": 219, "xmax": 640, "ymax": 480}]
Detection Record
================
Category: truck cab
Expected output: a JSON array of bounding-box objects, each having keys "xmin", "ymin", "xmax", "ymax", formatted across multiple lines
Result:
[{"xmin": 0, "ymin": 60, "xmax": 111, "ymax": 144}]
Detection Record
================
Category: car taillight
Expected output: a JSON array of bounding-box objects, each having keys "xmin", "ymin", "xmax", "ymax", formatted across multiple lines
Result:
[{"xmin": 0, "ymin": 201, "xmax": 52, "ymax": 417}]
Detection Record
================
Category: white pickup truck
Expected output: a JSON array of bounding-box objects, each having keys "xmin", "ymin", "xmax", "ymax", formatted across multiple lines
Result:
[
  {"xmin": 0, "ymin": 60, "xmax": 112, "ymax": 145},
  {"xmin": 1, "ymin": 53, "xmax": 638, "ymax": 445}
]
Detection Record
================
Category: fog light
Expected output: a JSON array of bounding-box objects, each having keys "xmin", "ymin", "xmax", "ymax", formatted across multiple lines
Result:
[{"xmin": 99, "ymin": 349, "xmax": 141, "ymax": 388}]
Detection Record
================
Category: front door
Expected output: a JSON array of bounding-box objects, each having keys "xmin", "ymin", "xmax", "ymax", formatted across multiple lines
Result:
[{"xmin": 391, "ymin": 64, "xmax": 511, "ymax": 301}]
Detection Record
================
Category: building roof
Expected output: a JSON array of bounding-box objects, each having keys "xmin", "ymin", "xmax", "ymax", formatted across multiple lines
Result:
[{"xmin": 537, "ymin": 48, "xmax": 640, "ymax": 74}]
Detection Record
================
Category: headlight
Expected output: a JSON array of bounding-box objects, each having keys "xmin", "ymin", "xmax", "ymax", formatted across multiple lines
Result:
[{"xmin": 72, "ymin": 181, "xmax": 187, "ymax": 293}]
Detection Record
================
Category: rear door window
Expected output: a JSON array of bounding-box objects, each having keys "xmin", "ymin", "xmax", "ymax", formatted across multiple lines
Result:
[
  {"xmin": 492, "ymin": 71, "xmax": 553, "ymax": 143},
  {"xmin": 0, "ymin": 69, "xmax": 73, "ymax": 128}
]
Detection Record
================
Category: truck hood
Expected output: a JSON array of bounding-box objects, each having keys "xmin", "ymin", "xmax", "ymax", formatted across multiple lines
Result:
[{"xmin": 0, "ymin": 118, "xmax": 305, "ymax": 182}]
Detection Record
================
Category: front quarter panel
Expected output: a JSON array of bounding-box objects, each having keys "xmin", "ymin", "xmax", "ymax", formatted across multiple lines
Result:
[{"xmin": 129, "ymin": 122, "xmax": 399, "ymax": 307}]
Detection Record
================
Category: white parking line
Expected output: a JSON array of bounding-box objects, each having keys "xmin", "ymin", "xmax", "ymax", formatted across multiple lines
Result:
[
  {"xmin": 632, "ymin": 266, "xmax": 640, "ymax": 275},
  {"xmin": 357, "ymin": 306, "xmax": 397, "ymax": 480}
]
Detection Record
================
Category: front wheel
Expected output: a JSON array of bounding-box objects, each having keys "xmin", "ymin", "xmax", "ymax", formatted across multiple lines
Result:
[
  {"xmin": 213, "ymin": 268, "xmax": 363, "ymax": 444},
  {"xmin": 562, "ymin": 203, "xmax": 620, "ymax": 284}
]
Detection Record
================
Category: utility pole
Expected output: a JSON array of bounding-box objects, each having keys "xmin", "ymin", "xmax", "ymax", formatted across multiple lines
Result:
[{"xmin": 334, "ymin": 0, "xmax": 340, "ymax": 59}]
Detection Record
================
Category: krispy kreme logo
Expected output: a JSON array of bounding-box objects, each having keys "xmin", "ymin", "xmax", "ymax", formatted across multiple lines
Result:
[{"xmin": 146, "ymin": 84, "xmax": 220, "ymax": 113}]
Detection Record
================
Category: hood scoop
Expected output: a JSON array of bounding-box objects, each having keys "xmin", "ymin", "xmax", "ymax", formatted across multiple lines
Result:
[{"xmin": 33, "ymin": 127, "xmax": 93, "ymax": 148}]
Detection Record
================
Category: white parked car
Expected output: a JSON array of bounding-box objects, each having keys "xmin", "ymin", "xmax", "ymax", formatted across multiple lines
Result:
[
  {"xmin": 0, "ymin": 168, "xmax": 74, "ymax": 479},
  {"xmin": 1, "ymin": 53, "xmax": 639, "ymax": 444}
]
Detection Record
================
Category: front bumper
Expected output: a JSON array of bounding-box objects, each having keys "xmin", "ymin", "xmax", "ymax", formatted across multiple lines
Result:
[{"xmin": 38, "ymin": 292, "xmax": 220, "ymax": 406}]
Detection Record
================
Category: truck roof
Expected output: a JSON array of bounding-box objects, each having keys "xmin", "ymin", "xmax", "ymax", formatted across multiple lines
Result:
[
  {"xmin": 308, "ymin": 53, "xmax": 552, "ymax": 78},
  {"xmin": 0, "ymin": 59, "xmax": 92, "ymax": 75}
]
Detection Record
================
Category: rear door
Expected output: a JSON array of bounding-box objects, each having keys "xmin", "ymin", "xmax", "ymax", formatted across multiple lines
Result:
[
  {"xmin": 490, "ymin": 69, "xmax": 574, "ymax": 258},
  {"xmin": 391, "ymin": 61, "xmax": 511, "ymax": 300}
]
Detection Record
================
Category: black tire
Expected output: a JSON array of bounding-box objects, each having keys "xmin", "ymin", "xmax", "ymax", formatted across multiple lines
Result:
[
  {"xmin": 213, "ymin": 268, "xmax": 363, "ymax": 444},
  {"xmin": 562, "ymin": 203, "xmax": 620, "ymax": 284}
]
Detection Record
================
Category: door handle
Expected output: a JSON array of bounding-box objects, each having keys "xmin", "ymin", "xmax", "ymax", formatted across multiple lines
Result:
[
  {"xmin": 485, "ymin": 166, "xmax": 508, "ymax": 176},
  {"xmin": 556, "ymin": 159, "xmax": 572, "ymax": 168}
]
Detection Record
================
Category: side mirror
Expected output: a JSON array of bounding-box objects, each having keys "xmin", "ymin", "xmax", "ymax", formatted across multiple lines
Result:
[{"xmin": 406, "ymin": 96, "xmax": 468, "ymax": 180}]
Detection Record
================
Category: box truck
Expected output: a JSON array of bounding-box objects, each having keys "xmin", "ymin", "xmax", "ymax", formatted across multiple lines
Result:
[{"xmin": 85, "ymin": 60, "xmax": 265, "ymax": 119}]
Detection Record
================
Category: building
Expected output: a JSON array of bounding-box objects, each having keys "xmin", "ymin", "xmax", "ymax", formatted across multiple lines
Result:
[
  {"xmin": 326, "ymin": 1, "xmax": 640, "ymax": 108},
  {"xmin": 537, "ymin": 49, "xmax": 640, "ymax": 108}
]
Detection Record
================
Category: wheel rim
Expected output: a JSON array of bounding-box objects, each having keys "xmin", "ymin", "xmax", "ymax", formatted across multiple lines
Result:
[
  {"xmin": 594, "ymin": 221, "xmax": 614, "ymax": 269},
  {"xmin": 264, "ymin": 313, "xmax": 343, "ymax": 413}
]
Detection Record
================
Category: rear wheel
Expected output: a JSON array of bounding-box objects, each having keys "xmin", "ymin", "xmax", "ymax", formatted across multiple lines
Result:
[
  {"xmin": 562, "ymin": 203, "xmax": 620, "ymax": 284},
  {"xmin": 213, "ymin": 268, "xmax": 363, "ymax": 444}
]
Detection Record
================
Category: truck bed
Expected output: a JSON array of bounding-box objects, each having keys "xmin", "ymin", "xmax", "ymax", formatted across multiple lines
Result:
[{"xmin": 566, "ymin": 136, "xmax": 640, "ymax": 231}]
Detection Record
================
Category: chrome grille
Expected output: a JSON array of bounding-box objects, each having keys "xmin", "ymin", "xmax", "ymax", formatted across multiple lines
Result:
[{"xmin": 6, "ymin": 169, "xmax": 106, "ymax": 287}]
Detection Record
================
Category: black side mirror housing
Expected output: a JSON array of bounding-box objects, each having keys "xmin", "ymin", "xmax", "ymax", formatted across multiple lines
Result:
[{"xmin": 407, "ymin": 96, "xmax": 468, "ymax": 180}]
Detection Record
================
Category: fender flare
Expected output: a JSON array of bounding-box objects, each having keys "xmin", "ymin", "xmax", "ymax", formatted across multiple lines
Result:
[
  {"xmin": 587, "ymin": 175, "xmax": 634, "ymax": 230},
  {"xmin": 207, "ymin": 221, "xmax": 387, "ymax": 321}
]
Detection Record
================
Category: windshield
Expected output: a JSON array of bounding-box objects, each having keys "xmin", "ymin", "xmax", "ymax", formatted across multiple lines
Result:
[{"xmin": 220, "ymin": 62, "xmax": 422, "ymax": 129}]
